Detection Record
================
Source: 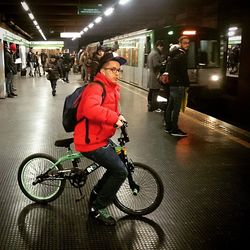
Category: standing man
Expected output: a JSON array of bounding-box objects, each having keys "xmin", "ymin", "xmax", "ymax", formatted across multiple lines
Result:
[
  {"xmin": 4, "ymin": 43, "xmax": 17, "ymax": 98},
  {"xmin": 89, "ymin": 46, "xmax": 105, "ymax": 81},
  {"xmin": 61, "ymin": 49, "xmax": 71, "ymax": 83},
  {"xmin": 147, "ymin": 40, "xmax": 164, "ymax": 111},
  {"xmin": 164, "ymin": 36, "xmax": 190, "ymax": 137},
  {"xmin": 40, "ymin": 50, "xmax": 48, "ymax": 75},
  {"xmin": 74, "ymin": 53, "xmax": 127, "ymax": 226},
  {"xmin": 27, "ymin": 48, "xmax": 36, "ymax": 77}
]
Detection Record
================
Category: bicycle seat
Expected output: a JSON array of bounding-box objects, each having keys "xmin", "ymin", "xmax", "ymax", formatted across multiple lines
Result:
[{"xmin": 55, "ymin": 138, "xmax": 74, "ymax": 148}]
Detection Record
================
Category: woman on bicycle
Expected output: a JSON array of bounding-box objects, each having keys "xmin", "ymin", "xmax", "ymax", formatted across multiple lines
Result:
[{"xmin": 74, "ymin": 52, "xmax": 127, "ymax": 226}]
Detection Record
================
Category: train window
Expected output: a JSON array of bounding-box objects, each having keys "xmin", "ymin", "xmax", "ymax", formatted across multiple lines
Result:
[{"xmin": 199, "ymin": 40, "xmax": 219, "ymax": 67}]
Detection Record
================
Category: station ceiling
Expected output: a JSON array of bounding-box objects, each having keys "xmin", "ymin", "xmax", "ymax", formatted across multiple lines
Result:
[{"xmin": 0, "ymin": 0, "xmax": 216, "ymax": 45}]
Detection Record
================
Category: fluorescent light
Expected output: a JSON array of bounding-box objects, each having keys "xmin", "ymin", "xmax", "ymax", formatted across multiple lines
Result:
[
  {"xmin": 60, "ymin": 32, "xmax": 81, "ymax": 38},
  {"xmin": 28, "ymin": 13, "xmax": 34, "ymax": 20},
  {"xmin": 168, "ymin": 31, "xmax": 174, "ymax": 35},
  {"xmin": 83, "ymin": 27, "xmax": 89, "ymax": 32},
  {"xmin": 80, "ymin": 31, "xmax": 84, "ymax": 35},
  {"xmin": 95, "ymin": 16, "xmax": 102, "ymax": 24},
  {"xmin": 119, "ymin": 0, "xmax": 131, "ymax": 5},
  {"xmin": 182, "ymin": 30, "xmax": 196, "ymax": 35},
  {"xmin": 88, "ymin": 23, "xmax": 94, "ymax": 29},
  {"xmin": 104, "ymin": 7, "xmax": 114, "ymax": 16},
  {"xmin": 33, "ymin": 20, "xmax": 38, "ymax": 26},
  {"xmin": 21, "ymin": 1, "xmax": 29, "ymax": 11}
]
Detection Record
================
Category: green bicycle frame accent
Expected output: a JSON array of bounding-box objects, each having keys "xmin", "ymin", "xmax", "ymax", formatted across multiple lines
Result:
[{"xmin": 47, "ymin": 145, "xmax": 127, "ymax": 171}]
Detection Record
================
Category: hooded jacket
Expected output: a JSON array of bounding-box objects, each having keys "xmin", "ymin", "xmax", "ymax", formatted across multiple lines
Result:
[{"xmin": 74, "ymin": 72, "xmax": 120, "ymax": 152}]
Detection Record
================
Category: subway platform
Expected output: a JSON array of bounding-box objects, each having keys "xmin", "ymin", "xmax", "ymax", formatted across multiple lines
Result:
[{"xmin": 0, "ymin": 71, "xmax": 249, "ymax": 250}]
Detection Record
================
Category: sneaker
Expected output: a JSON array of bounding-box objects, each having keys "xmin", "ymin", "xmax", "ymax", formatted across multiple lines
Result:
[
  {"xmin": 7, "ymin": 94, "xmax": 14, "ymax": 98},
  {"xmin": 11, "ymin": 92, "xmax": 18, "ymax": 96},
  {"xmin": 89, "ymin": 207, "xmax": 116, "ymax": 226},
  {"xmin": 170, "ymin": 129, "xmax": 187, "ymax": 137},
  {"xmin": 164, "ymin": 127, "xmax": 172, "ymax": 133}
]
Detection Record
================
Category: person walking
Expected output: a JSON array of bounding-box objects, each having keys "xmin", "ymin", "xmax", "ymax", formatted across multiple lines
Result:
[
  {"xmin": 164, "ymin": 36, "xmax": 190, "ymax": 137},
  {"xmin": 45, "ymin": 55, "xmax": 62, "ymax": 96},
  {"xmin": 61, "ymin": 49, "xmax": 71, "ymax": 83},
  {"xmin": 147, "ymin": 40, "xmax": 165, "ymax": 111},
  {"xmin": 74, "ymin": 53, "xmax": 127, "ymax": 226}
]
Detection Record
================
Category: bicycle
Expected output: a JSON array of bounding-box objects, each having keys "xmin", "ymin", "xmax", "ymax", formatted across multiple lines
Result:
[{"xmin": 18, "ymin": 123, "xmax": 164, "ymax": 216}]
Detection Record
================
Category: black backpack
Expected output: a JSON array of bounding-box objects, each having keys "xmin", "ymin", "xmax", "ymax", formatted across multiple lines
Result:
[{"xmin": 62, "ymin": 81, "xmax": 106, "ymax": 143}]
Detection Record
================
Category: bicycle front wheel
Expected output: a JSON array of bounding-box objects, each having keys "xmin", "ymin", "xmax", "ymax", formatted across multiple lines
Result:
[
  {"xmin": 18, "ymin": 153, "xmax": 66, "ymax": 203},
  {"xmin": 114, "ymin": 162, "xmax": 164, "ymax": 216}
]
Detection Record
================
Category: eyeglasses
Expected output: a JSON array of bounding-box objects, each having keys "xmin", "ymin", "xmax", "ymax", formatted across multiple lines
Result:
[{"xmin": 104, "ymin": 67, "xmax": 121, "ymax": 73}]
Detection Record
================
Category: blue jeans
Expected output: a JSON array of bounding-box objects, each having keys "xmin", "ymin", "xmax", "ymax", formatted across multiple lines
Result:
[
  {"xmin": 164, "ymin": 86, "xmax": 185, "ymax": 131},
  {"xmin": 82, "ymin": 142, "xmax": 128, "ymax": 209}
]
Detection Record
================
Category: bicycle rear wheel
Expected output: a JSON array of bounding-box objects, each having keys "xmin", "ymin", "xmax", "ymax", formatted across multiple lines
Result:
[
  {"xmin": 18, "ymin": 153, "xmax": 66, "ymax": 203},
  {"xmin": 114, "ymin": 162, "xmax": 164, "ymax": 216}
]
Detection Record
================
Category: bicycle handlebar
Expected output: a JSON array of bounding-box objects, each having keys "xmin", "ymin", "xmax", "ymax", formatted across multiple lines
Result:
[{"xmin": 119, "ymin": 121, "xmax": 130, "ymax": 144}]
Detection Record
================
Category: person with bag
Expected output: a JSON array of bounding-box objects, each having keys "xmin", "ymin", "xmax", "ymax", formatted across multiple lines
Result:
[
  {"xmin": 147, "ymin": 40, "xmax": 165, "ymax": 111},
  {"xmin": 74, "ymin": 53, "xmax": 127, "ymax": 226},
  {"xmin": 45, "ymin": 55, "xmax": 62, "ymax": 96},
  {"xmin": 4, "ymin": 43, "xmax": 18, "ymax": 98},
  {"xmin": 164, "ymin": 36, "xmax": 190, "ymax": 137}
]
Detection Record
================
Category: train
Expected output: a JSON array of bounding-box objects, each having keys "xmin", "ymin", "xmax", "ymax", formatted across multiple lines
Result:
[{"xmin": 88, "ymin": 25, "xmax": 224, "ymax": 110}]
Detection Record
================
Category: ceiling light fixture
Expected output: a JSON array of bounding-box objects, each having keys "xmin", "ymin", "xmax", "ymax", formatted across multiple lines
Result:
[
  {"xmin": 104, "ymin": 7, "xmax": 114, "ymax": 16},
  {"xmin": 119, "ymin": 0, "xmax": 131, "ymax": 5},
  {"xmin": 28, "ymin": 13, "xmax": 34, "ymax": 20},
  {"xmin": 95, "ymin": 16, "xmax": 102, "ymax": 24},
  {"xmin": 21, "ymin": 1, "xmax": 29, "ymax": 11},
  {"xmin": 20, "ymin": 1, "xmax": 47, "ymax": 40},
  {"xmin": 88, "ymin": 23, "xmax": 94, "ymax": 29}
]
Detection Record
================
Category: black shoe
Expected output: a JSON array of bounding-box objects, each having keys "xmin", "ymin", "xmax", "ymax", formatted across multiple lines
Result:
[
  {"xmin": 89, "ymin": 207, "xmax": 116, "ymax": 226},
  {"xmin": 11, "ymin": 92, "xmax": 18, "ymax": 96},
  {"xmin": 7, "ymin": 94, "xmax": 14, "ymax": 98},
  {"xmin": 170, "ymin": 129, "xmax": 187, "ymax": 137},
  {"xmin": 164, "ymin": 127, "xmax": 172, "ymax": 133}
]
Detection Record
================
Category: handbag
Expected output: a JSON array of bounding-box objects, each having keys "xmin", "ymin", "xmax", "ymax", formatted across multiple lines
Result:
[{"xmin": 159, "ymin": 72, "xmax": 170, "ymax": 85}]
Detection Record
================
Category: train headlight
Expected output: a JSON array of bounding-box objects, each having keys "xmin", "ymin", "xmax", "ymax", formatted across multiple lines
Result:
[{"xmin": 211, "ymin": 75, "xmax": 220, "ymax": 81}]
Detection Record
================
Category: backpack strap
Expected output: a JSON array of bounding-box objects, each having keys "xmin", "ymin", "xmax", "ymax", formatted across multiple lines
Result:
[{"xmin": 84, "ymin": 81, "xmax": 106, "ymax": 144}]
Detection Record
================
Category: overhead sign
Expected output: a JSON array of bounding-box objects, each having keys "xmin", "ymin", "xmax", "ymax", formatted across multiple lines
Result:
[{"xmin": 78, "ymin": 5, "xmax": 102, "ymax": 15}]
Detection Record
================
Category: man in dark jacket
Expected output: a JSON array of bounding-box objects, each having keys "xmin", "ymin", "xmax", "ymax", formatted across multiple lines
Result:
[
  {"xmin": 164, "ymin": 36, "xmax": 190, "ymax": 137},
  {"xmin": 74, "ymin": 53, "xmax": 127, "ymax": 226},
  {"xmin": 61, "ymin": 49, "xmax": 71, "ymax": 83},
  {"xmin": 4, "ymin": 44, "xmax": 17, "ymax": 98},
  {"xmin": 89, "ymin": 46, "xmax": 105, "ymax": 81},
  {"xmin": 147, "ymin": 40, "xmax": 164, "ymax": 111}
]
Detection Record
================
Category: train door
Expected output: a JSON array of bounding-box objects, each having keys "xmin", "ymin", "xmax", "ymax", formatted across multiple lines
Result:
[
  {"xmin": 196, "ymin": 38, "xmax": 222, "ymax": 90},
  {"xmin": 222, "ymin": 26, "xmax": 242, "ymax": 97}
]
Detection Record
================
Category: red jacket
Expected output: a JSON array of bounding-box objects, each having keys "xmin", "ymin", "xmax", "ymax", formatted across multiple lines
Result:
[{"xmin": 74, "ymin": 72, "xmax": 120, "ymax": 152}]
